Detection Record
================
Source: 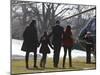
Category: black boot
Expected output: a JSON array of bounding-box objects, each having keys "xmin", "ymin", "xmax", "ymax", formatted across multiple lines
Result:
[
  {"xmin": 34, "ymin": 65, "xmax": 38, "ymax": 69},
  {"xmin": 25, "ymin": 52, "xmax": 29, "ymax": 69}
]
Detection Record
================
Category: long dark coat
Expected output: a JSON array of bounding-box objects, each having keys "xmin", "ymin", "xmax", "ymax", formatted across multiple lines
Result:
[
  {"xmin": 21, "ymin": 25, "xmax": 38, "ymax": 52},
  {"xmin": 39, "ymin": 35, "xmax": 51, "ymax": 54}
]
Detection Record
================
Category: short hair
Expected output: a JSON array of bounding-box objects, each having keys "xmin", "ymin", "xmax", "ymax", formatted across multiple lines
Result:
[{"xmin": 56, "ymin": 20, "xmax": 60, "ymax": 24}]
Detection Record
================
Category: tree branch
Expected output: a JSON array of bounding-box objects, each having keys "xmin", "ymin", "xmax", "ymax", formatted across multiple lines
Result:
[
  {"xmin": 55, "ymin": 6, "xmax": 77, "ymax": 17},
  {"xmin": 55, "ymin": 8, "xmax": 70, "ymax": 16},
  {"xmin": 62, "ymin": 7, "xmax": 96, "ymax": 21},
  {"xmin": 30, "ymin": 4, "xmax": 43, "ymax": 24},
  {"xmin": 54, "ymin": 4, "xmax": 60, "ymax": 12}
]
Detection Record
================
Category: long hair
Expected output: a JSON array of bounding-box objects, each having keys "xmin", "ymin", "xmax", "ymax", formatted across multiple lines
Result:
[
  {"xmin": 64, "ymin": 25, "xmax": 72, "ymax": 38},
  {"xmin": 66, "ymin": 25, "xmax": 71, "ymax": 32}
]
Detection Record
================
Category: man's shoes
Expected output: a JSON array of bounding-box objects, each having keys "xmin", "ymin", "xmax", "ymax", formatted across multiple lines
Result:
[
  {"xmin": 34, "ymin": 66, "xmax": 38, "ymax": 69},
  {"xmin": 86, "ymin": 60, "xmax": 91, "ymax": 64},
  {"xmin": 62, "ymin": 66, "xmax": 65, "ymax": 68},
  {"xmin": 40, "ymin": 63, "xmax": 42, "ymax": 68},
  {"xmin": 26, "ymin": 66, "xmax": 29, "ymax": 69}
]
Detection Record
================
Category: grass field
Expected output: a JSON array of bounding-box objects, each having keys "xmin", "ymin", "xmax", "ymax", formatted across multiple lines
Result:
[{"xmin": 11, "ymin": 57, "xmax": 96, "ymax": 75}]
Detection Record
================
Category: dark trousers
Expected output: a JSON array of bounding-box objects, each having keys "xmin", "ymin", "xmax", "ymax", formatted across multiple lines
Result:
[
  {"xmin": 86, "ymin": 45, "xmax": 91, "ymax": 64},
  {"xmin": 40, "ymin": 53, "xmax": 47, "ymax": 68},
  {"xmin": 53, "ymin": 45, "xmax": 61, "ymax": 68},
  {"xmin": 25, "ymin": 49, "xmax": 37, "ymax": 68},
  {"xmin": 63, "ymin": 47, "xmax": 72, "ymax": 67}
]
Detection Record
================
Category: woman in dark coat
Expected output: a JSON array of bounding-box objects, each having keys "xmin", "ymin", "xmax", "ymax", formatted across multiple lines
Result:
[
  {"xmin": 39, "ymin": 32, "xmax": 53, "ymax": 68},
  {"xmin": 21, "ymin": 20, "xmax": 39, "ymax": 69},
  {"xmin": 62, "ymin": 25, "xmax": 74, "ymax": 68}
]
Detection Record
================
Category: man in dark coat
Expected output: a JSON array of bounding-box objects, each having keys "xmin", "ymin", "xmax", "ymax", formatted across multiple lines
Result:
[
  {"xmin": 49, "ymin": 20, "xmax": 64, "ymax": 68},
  {"xmin": 21, "ymin": 20, "xmax": 39, "ymax": 69},
  {"xmin": 84, "ymin": 31, "xmax": 94, "ymax": 64}
]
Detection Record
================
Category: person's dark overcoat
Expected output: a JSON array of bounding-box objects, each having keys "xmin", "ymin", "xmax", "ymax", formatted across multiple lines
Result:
[
  {"xmin": 51, "ymin": 25, "xmax": 64, "ymax": 46},
  {"xmin": 21, "ymin": 25, "xmax": 38, "ymax": 52}
]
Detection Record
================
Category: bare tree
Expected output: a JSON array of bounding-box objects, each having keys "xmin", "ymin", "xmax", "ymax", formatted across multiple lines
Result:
[{"xmin": 11, "ymin": 0, "xmax": 95, "ymax": 40}]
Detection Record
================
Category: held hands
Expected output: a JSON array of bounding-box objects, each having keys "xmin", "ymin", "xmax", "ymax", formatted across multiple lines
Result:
[
  {"xmin": 50, "ymin": 44, "xmax": 54, "ymax": 50},
  {"xmin": 37, "ymin": 42, "xmax": 40, "ymax": 47},
  {"xmin": 51, "ymin": 45, "xmax": 54, "ymax": 50}
]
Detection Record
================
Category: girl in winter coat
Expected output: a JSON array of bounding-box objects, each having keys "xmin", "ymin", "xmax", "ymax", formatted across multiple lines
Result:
[
  {"xmin": 62, "ymin": 25, "xmax": 74, "ymax": 68},
  {"xmin": 39, "ymin": 32, "xmax": 53, "ymax": 68}
]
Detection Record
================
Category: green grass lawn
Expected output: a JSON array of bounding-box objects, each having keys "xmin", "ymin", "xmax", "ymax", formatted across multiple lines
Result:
[{"xmin": 11, "ymin": 57, "xmax": 96, "ymax": 74}]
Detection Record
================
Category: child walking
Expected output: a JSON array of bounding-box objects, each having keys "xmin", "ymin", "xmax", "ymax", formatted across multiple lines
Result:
[{"xmin": 39, "ymin": 32, "xmax": 53, "ymax": 68}]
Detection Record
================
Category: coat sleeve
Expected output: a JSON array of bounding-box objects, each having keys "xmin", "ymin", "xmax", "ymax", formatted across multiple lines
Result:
[{"xmin": 23, "ymin": 27, "xmax": 29, "ymax": 39}]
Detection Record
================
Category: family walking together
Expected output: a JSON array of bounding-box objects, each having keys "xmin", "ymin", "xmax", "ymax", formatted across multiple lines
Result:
[{"xmin": 21, "ymin": 19, "xmax": 93, "ymax": 69}]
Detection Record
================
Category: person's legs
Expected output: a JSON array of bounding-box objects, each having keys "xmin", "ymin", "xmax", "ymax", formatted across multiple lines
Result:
[
  {"xmin": 88, "ymin": 50, "xmax": 91, "ymax": 63},
  {"xmin": 53, "ymin": 45, "xmax": 57, "ymax": 67},
  {"xmin": 86, "ymin": 46, "xmax": 89, "ymax": 63},
  {"xmin": 68, "ymin": 48, "xmax": 72, "ymax": 67},
  {"xmin": 86, "ymin": 50, "xmax": 89, "ymax": 63},
  {"xmin": 34, "ymin": 48, "xmax": 37, "ymax": 68},
  {"xmin": 40, "ymin": 54, "xmax": 43, "ymax": 67},
  {"xmin": 53, "ymin": 45, "xmax": 61, "ymax": 68},
  {"xmin": 63, "ymin": 47, "xmax": 67, "ymax": 68},
  {"xmin": 56, "ymin": 46, "xmax": 61, "ymax": 66},
  {"xmin": 86, "ymin": 46, "xmax": 91, "ymax": 63},
  {"xmin": 43, "ymin": 54, "xmax": 47, "ymax": 68},
  {"xmin": 25, "ymin": 51, "xmax": 30, "ymax": 69}
]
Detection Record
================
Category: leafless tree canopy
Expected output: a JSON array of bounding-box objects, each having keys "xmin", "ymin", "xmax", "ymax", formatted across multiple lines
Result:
[{"xmin": 11, "ymin": 0, "xmax": 96, "ymax": 40}]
